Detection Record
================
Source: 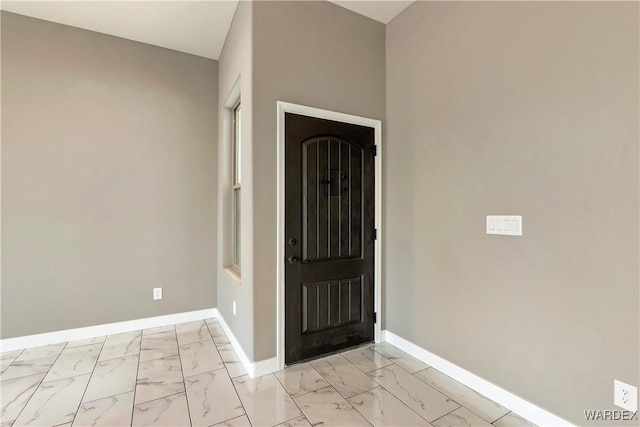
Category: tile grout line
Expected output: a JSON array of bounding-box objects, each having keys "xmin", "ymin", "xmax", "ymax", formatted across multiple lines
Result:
[
  {"xmin": 227, "ymin": 375, "xmax": 251, "ymax": 425},
  {"xmin": 214, "ymin": 328, "xmax": 244, "ymax": 382},
  {"xmin": 365, "ymin": 362, "xmax": 463, "ymax": 425},
  {"xmin": 206, "ymin": 319, "xmax": 231, "ymax": 350},
  {"xmin": 9, "ymin": 341, "xmax": 70, "ymax": 426},
  {"xmin": 129, "ymin": 329, "xmax": 143, "ymax": 427},
  {"xmin": 393, "ymin": 373, "xmax": 455, "ymax": 425},
  {"xmin": 296, "ymin": 360, "xmax": 375, "ymax": 426},
  {"xmin": 273, "ymin": 362, "xmax": 330, "ymax": 399},
  {"xmin": 68, "ymin": 336, "xmax": 110, "ymax": 426},
  {"xmin": 371, "ymin": 348, "xmax": 512, "ymax": 425},
  {"xmin": 491, "ymin": 411, "xmax": 511, "ymax": 426},
  {"xmin": 272, "ymin": 366, "xmax": 308, "ymax": 425},
  {"xmin": 202, "ymin": 316, "xmax": 252, "ymax": 423},
  {"xmin": 431, "ymin": 405, "xmax": 466, "ymax": 425},
  {"xmin": 139, "ymin": 329, "xmax": 179, "ymax": 364},
  {"xmin": 79, "ymin": 389, "xmax": 134, "ymax": 405},
  {"xmin": 410, "ymin": 366, "xmax": 504, "ymax": 425},
  {"xmin": 175, "ymin": 322, "xmax": 195, "ymax": 427}
]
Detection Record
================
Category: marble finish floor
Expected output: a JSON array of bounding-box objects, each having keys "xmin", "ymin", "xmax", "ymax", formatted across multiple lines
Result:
[{"xmin": 1, "ymin": 319, "xmax": 537, "ymax": 427}]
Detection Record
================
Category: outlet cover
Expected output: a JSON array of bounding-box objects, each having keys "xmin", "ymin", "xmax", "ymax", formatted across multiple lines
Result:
[
  {"xmin": 153, "ymin": 287, "xmax": 163, "ymax": 301},
  {"xmin": 614, "ymin": 380, "xmax": 637, "ymax": 412},
  {"xmin": 232, "ymin": 300, "xmax": 237, "ymax": 316}
]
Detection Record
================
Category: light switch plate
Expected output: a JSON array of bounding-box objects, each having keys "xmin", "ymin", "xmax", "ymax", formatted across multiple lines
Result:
[{"xmin": 487, "ymin": 215, "xmax": 522, "ymax": 236}]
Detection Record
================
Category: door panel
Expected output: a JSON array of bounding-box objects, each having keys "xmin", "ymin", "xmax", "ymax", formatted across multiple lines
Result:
[
  {"xmin": 301, "ymin": 276, "xmax": 362, "ymax": 334},
  {"xmin": 301, "ymin": 138, "xmax": 363, "ymax": 262},
  {"xmin": 285, "ymin": 113, "xmax": 375, "ymax": 364}
]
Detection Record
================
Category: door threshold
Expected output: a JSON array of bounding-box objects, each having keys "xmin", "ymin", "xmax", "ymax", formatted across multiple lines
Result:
[{"xmin": 285, "ymin": 341, "xmax": 374, "ymax": 368}]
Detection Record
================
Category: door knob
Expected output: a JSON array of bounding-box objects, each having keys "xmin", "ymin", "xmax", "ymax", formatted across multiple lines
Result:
[{"xmin": 287, "ymin": 255, "xmax": 299, "ymax": 264}]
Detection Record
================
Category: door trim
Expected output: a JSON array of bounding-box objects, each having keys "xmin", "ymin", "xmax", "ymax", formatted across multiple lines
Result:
[{"xmin": 276, "ymin": 101, "xmax": 382, "ymax": 370}]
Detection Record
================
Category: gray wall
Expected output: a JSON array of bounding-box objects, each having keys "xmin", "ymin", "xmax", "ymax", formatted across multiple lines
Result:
[
  {"xmin": 251, "ymin": 0, "xmax": 386, "ymax": 361},
  {"xmin": 216, "ymin": 0, "xmax": 255, "ymax": 359},
  {"xmin": 385, "ymin": 2, "xmax": 639, "ymax": 425},
  {"xmin": 1, "ymin": 12, "xmax": 218, "ymax": 338}
]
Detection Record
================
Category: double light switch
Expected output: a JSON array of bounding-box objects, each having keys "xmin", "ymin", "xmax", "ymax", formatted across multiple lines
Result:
[{"xmin": 486, "ymin": 215, "xmax": 522, "ymax": 236}]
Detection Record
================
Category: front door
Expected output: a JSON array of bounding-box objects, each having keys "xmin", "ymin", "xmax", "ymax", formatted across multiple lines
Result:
[{"xmin": 285, "ymin": 113, "xmax": 375, "ymax": 364}]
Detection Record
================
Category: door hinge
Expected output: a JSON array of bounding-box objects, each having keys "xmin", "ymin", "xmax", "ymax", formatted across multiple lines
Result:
[
  {"xmin": 372, "ymin": 145, "xmax": 378, "ymax": 156},
  {"xmin": 373, "ymin": 228, "xmax": 378, "ymax": 240},
  {"xmin": 373, "ymin": 312, "xmax": 377, "ymax": 324}
]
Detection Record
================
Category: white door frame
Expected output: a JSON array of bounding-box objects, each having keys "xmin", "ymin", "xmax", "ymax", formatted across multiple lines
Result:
[{"xmin": 276, "ymin": 101, "xmax": 383, "ymax": 370}]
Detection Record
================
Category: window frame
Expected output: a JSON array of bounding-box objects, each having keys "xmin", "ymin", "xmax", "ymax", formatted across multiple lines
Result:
[{"xmin": 231, "ymin": 102, "xmax": 242, "ymax": 272}]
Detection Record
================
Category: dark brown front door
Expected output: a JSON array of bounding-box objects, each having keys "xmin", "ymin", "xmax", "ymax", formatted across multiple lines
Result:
[{"xmin": 285, "ymin": 113, "xmax": 375, "ymax": 364}]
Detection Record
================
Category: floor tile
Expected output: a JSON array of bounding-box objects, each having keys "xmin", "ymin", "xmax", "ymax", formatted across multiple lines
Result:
[
  {"xmin": 348, "ymin": 386, "xmax": 431, "ymax": 426},
  {"xmin": 275, "ymin": 415, "xmax": 313, "ymax": 427},
  {"xmin": 205, "ymin": 317, "xmax": 219, "ymax": 325},
  {"xmin": 432, "ymin": 407, "xmax": 492, "ymax": 427},
  {"xmin": 135, "ymin": 355, "xmax": 185, "ymax": 404},
  {"xmin": 211, "ymin": 415, "xmax": 252, "ymax": 427},
  {"xmin": 1, "ymin": 358, "xmax": 54, "ymax": 382},
  {"xmin": 371, "ymin": 343, "xmax": 430, "ymax": 373},
  {"xmin": 13, "ymin": 374, "xmax": 90, "ymax": 426},
  {"xmin": 274, "ymin": 362, "xmax": 329, "ymax": 397},
  {"xmin": 106, "ymin": 330, "xmax": 142, "ymax": 344},
  {"xmin": 1, "ymin": 344, "xmax": 66, "ymax": 381},
  {"xmin": 309, "ymin": 354, "xmax": 379, "ymax": 398},
  {"xmin": 0, "ymin": 373, "xmax": 46, "ymax": 423},
  {"xmin": 294, "ymin": 386, "xmax": 371, "ymax": 427},
  {"xmin": 0, "ymin": 358, "xmax": 15, "ymax": 374},
  {"xmin": 217, "ymin": 344, "xmax": 240, "ymax": 363},
  {"xmin": 142, "ymin": 325, "xmax": 175, "ymax": 336},
  {"xmin": 343, "ymin": 346, "xmax": 394, "ymax": 373},
  {"xmin": 492, "ymin": 412, "xmax": 538, "ymax": 427},
  {"xmin": 73, "ymin": 391, "xmax": 134, "ymax": 426},
  {"xmin": 82, "ymin": 355, "xmax": 138, "ymax": 402},
  {"xmin": 233, "ymin": 374, "xmax": 301, "ymax": 426},
  {"xmin": 44, "ymin": 344, "xmax": 101, "ymax": 382},
  {"xmin": 132, "ymin": 392, "xmax": 191, "ymax": 427},
  {"xmin": 175, "ymin": 320, "xmax": 210, "ymax": 345},
  {"xmin": 66, "ymin": 336, "xmax": 106, "ymax": 349},
  {"xmin": 415, "ymin": 368, "xmax": 509, "ymax": 423},
  {"xmin": 12, "ymin": 344, "xmax": 66, "ymax": 362},
  {"xmin": 218, "ymin": 344, "xmax": 247, "ymax": 378},
  {"xmin": 207, "ymin": 323, "xmax": 231, "ymax": 346},
  {"xmin": 0, "ymin": 327, "xmax": 530, "ymax": 427},
  {"xmin": 184, "ymin": 369, "xmax": 245, "ymax": 426},
  {"xmin": 98, "ymin": 331, "xmax": 141, "ymax": 361},
  {"xmin": 140, "ymin": 333, "xmax": 179, "ymax": 363},
  {"xmin": 225, "ymin": 360, "xmax": 248, "ymax": 378},
  {"xmin": 179, "ymin": 339, "xmax": 224, "ymax": 377},
  {"xmin": 368, "ymin": 364, "xmax": 459, "ymax": 422},
  {"xmin": 1, "ymin": 350, "xmax": 23, "ymax": 360}
]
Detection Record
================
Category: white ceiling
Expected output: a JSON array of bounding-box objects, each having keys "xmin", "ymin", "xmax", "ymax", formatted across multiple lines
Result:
[{"xmin": 0, "ymin": 0, "xmax": 414, "ymax": 60}]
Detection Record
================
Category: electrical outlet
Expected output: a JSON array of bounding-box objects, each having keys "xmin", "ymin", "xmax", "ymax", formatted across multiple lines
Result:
[
  {"xmin": 614, "ymin": 380, "xmax": 637, "ymax": 412},
  {"xmin": 232, "ymin": 300, "xmax": 236, "ymax": 316},
  {"xmin": 153, "ymin": 287, "xmax": 163, "ymax": 301}
]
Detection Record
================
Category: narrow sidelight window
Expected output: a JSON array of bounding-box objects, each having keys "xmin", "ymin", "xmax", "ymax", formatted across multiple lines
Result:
[{"xmin": 232, "ymin": 103, "xmax": 241, "ymax": 270}]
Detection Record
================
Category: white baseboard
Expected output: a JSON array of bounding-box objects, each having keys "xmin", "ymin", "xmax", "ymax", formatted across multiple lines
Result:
[
  {"xmin": 382, "ymin": 330, "xmax": 575, "ymax": 427},
  {"xmin": 0, "ymin": 308, "xmax": 217, "ymax": 352},
  {"xmin": 214, "ymin": 311, "xmax": 278, "ymax": 378}
]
